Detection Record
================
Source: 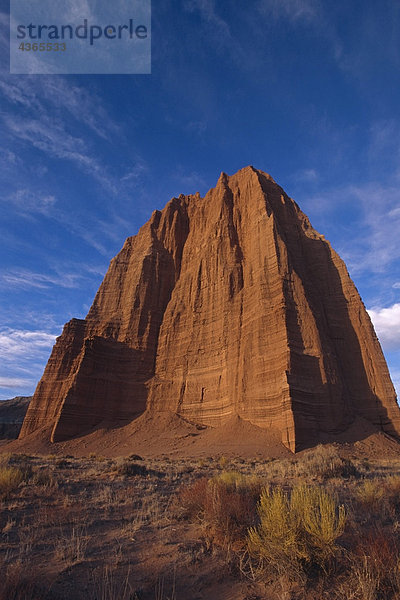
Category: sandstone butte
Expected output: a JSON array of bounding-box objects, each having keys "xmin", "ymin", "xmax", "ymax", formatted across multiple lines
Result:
[{"xmin": 19, "ymin": 166, "xmax": 400, "ymax": 452}]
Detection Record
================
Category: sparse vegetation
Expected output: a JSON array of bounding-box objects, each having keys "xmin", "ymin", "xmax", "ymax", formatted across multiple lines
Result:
[{"xmin": 1, "ymin": 447, "xmax": 400, "ymax": 598}]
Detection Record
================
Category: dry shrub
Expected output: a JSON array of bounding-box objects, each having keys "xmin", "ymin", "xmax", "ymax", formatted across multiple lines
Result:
[
  {"xmin": 178, "ymin": 476, "xmax": 209, "ymax": 519},
  {"xmin": 0, "ymin": 467, "xmax": 24, "ymax": 499},
  {"xmin": 354, "ymin": 479, "xmax": 384, "ymax": 511},
  {"xmin": 55, "ymin": 458, "xmax": 71, "ymax": 469},
  {"xmin": 54, "ymin": 523, "xmax": 88, "ymax": 564},
  {"xmin": 248, "ymin": 484, "xmax": 346, "ymax": 576},
  {"xmin": 350, "ymin": 556, "xmax": 378, "ymax": 600},
  {"xmin": 384, "ymin": 476, "xmax": 400, "ymax": 514},
  {"xmin": 0, "ymin": 561, "xmax": 52, "ymax": 600},
  {"xmin": 178, "ymin": 472, "xmax": 262, "ymax": 544},
  {"xmin": 31, "ymin": 469, "xmax": 57, "ymax": 488},
  {"xmin": 90, "ymin": 565, "xmax": 134, "ymax": 600},
  {"xmin": 296, "ymin": 445, "xmax": 360, "ymax": 480},
  {"xmin": 116, "ymin": 459, "xmax": 148, "ymax": 477},
  {"xmin": 214, "ymin": 470, "xmax": 261, "ymax": 489},
  {"xmin": 350, "ymin": 528, "xmax": 400, "ymax": 598},
  {"xmin": 0, "ymin": 454, "xmax": 33, "ymax": 481}
]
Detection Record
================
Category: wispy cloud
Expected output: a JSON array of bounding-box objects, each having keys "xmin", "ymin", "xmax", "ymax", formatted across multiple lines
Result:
[
  {"xmin": 184, "ymin": 0, "xmax": 232, "ymax": 46},
  {"xmin": 0, "ymin": 148, "xmax": 23, "ymax": 172},
  {"xmin": 186, "ymin": 119, "xmax": 208, "ymax": 137},
  {"xmin": 390, "ymin": 368, "xmax": 400, "ymax": 398},
  {"xmin": 0, "ymin": 328, "xmax": 57, "ymax": 360},
  {"xmin": 292, "ymin": 168, "xmax": 319, "ymax": 183},
  {"xmin": 172, "ymin": 167, "xmax": 207, "ymax": 194},
  {"xmin": 51, "ymin": 208, "xmax": 132, "ymax": 256},
  {"xmin": 0, "ymin": 75, "xmax": 148, "ymax": 198},
  {"xmin": 0, "ymin": 327, "xmax": 58, "ymax": 398},
  {"xmin": 182, "ymin": 0, "xmax": 247, "ymax": 67},
  {"xmin": 343, "ymin": 184, "xmax": 400, "ymax": 275},
  {"xmin": 4, "ymin": 114, "xmax": 119, "ymax": 195},
  {"xmin": 369, "ymin": 119, "xmax": 400, "ymax": 158},
  {"xmin": 303, "ymin": 180, "xmax": 400, "ymax": 277},
  {"xmin": 0, "ymin": 77, "xmax": 119, "ymax": 140},
  {"xmin": 0, "ymin": 259, "xmax": 107, "ymax": 292},
  {"xmin": 257, "ymin": 0, "xmax": 319, "ymax": 23},
  {"xmin": 120, "ymin": 158, "xmax": 149, "ymax": 183},
  {"xmin": 0, "ymin": 268, "xmax": 83, "ymax": 290},
  {"xmin": 335, "ymin": 7, "xmax": 400, "ymax": 81},
  {"xmin": 6, "ymin": 189, "xmax": 56, "ymax": 217},
  {"xmin": 368, "ymin": 304, "xmax": 400, "ymax": 351},
  {"xmin": 0, "ymin": 376, "xmax": 36, "ymax": 389}
]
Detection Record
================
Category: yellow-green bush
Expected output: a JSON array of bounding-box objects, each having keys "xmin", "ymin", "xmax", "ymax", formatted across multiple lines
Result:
[
  {"xmin": 248, "ymin": 484, "xmax": 346, "ymax": 573},
  {"xmin": 294, "ymin": 485, "xmax": 346, "ymax": 566}
]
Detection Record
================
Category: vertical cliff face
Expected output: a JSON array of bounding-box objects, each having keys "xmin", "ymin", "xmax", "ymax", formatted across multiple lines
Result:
[{"xmin": 19, "ymin": 166, "xmax": 400, "ymax": 451}]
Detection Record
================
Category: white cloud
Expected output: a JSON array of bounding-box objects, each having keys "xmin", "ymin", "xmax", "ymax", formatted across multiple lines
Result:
[
  {"xmin": 368, "ymin": 304, "xmax": 400, "ymax": 351},
  {"xmin": 0, "ymin": 328, "xmax": 56, "ymax": 361},
  {"xmin": 0, "ymin": 328, "xmax": 58, "ymax": 398},
  {"xmin": 346, "ymin": 184, "xmax": 400, "ymax": 275},
  {"xmin": 7, "ymin": 189, "xmax": 56, "ymax": 216},
  {"xmin": 390, "ymin": 369, "xmax": 400, "ymax": 398},
  {"xmin": 0, "ymin": 76, "xmax": 147, "ymax": 198},
  {"xmin": 303, "ymin": 181, "xmax": 400, "ymax": 277},
  {"xmin": 5, "ymin": 115, "xmax": 85, "ymax": 156},
  {"xmin": 0, "ymin": 80, "xmax": 38, "ymax": 108},
  {"xmin": 0, "ymin": 148, "xmax": 22, "ymax": 169},
  {"xmin": 292, "ymin": 168, "xmax": 319, "ymax": 183},
  {"xmin": 368, "ymin": 120, "xmax": 400, "ymax": 163},
  {"xmin": 0, "ymin": 268, "xmax": 82, "ymax": 290},
  {"xmin": 0, "ymin": 77, "xmax": 119, "ymax": 140},
  {"xmin": 0, "ymin": 260, "xmax": 107, "ymax": 292},
  {"xmin": 4, "ymin": 114, "xmax": 117, "ymax": 194},
  {"xmin": 121, "ymin": 158, "xmax": 149, "ymax": 183},
  {"xmin": 0, "ymin": 377, "xmax": 35, "ymax": 389},
  {"xmin": 393, "ymin": 283, "xmax": 400, "ymax": 289}
]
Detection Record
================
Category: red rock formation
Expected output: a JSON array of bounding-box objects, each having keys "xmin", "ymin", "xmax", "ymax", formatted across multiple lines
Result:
[{"xmin": 19, "ymin": 167, "xmax": 400, "ymax": 451}]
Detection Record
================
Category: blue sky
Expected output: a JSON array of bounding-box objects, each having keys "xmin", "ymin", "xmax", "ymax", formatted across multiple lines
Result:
[{"xmin": 1, "ymin": 0, "xmax": 400, "ymax": 400}]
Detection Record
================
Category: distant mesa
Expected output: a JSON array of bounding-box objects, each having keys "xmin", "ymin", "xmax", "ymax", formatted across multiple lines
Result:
[
  {"xmin": 0, "ymin": 396, "xmax": 31, "ymax": 439},
  {"xmin": 18, "ymin": 167, "xmax": 400, "ymax": 453}
]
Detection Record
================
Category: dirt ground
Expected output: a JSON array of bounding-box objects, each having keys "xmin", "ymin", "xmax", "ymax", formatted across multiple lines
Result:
[{"xmin": 2, "ymin": 433, "xmax": 400, "ymax": 599}]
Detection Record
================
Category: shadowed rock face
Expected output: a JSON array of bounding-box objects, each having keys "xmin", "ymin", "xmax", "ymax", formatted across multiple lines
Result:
[{"xmin": 19, "ymin": 167, "xmax": 400, "ymax": 451}]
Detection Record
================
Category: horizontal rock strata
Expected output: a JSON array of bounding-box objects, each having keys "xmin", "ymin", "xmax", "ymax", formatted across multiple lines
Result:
[{"xmin": 19, "ymin": 166, "xmax": 400, "ymax": 451}]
